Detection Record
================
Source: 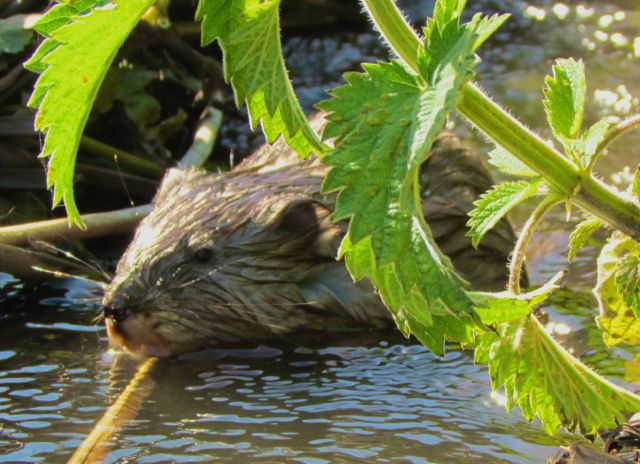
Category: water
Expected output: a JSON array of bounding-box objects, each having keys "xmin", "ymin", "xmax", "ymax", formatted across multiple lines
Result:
[{"xmin": 2, "ymin": 1, "xmax": 640, "ymax": 462}]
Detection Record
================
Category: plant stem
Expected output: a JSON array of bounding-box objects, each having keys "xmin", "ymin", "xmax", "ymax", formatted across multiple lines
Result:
[
  {"xmin": 178, "ymin": 107, "xmax": 223, "ymax": 168},
  {"xmin": 360, "ymin": 0, "xmax": 640, "ymax": 242},
  {"xmin": 80, "ymin": 136, "xmax": 164, "ymax": 179},
  {"xmin": 0, "ymin": 205, "xmax": 152, "ymax": 246},
  {"xmin": 508, "ymin": 196, "xmax": 561, "ymax": 294},
  {"xmin": 595, "ymin": 114, "xmax": 640, "ymax": 157}
]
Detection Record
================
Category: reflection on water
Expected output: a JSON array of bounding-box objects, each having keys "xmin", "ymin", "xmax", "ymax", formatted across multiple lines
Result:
[
  {"xmin": 0, "ymin": 278, "xmax": 577, "ymax": 463},
  {"xmin": 2, "ymin": 0, "xmax": 640, "ymax": 462}
]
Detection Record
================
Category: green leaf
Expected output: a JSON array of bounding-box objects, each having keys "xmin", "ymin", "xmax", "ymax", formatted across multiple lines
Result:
[
  {"xmin": 196, "ymin": 0, "xmax": 324, "ymax": 158},
  {"xmin": 616, "ymin": 255, "xmax": 640, "ymax": 318},
  {"xmin": 567, "ymin": 216, "xmax": 603, "ymax": 262},
  {"xmin": 543, "ymin": 58, "xmax": 586, "ymax": 143},
  {"xmin": 419, "ymin": 7, "xmax": 488, "ymax": 83},
  {"xmin": 571, "ymin": 121, "xmax": 611, "ymax": 170},
  {"xmin": 25, "ymin": 0, "xmax": 155, "ymax": 227},
  {"xmin": 632, "ymin": 165, "xmax": 640, "ymax": 197},
  {"xmin": 596, "ymin": 233, "xmax": 640, "ymax": 346},
  {"xmin": 319, "ymin": 55, "xmax": 480, "ymax": 354},
  {"xmin": 0, "ymin": 16, "xmax": 33, "ymax": 54},
  {"xmin": 488, "ymin": 146, "xmax": 537, "ymax": 177},
  {"xmin": 469, "ymin": 271, "xmax": 563, "ymax": 325},
  {"xmin": 470, "ymin": 13, "xmax": 510, "ymax": 52},
  {"xmin": 467, "ymin": 179, "xmax": 540, "ymax": 248},
  {"xmin": 475, "ymin": 315, "xmax": 640, "ymax": 435}
]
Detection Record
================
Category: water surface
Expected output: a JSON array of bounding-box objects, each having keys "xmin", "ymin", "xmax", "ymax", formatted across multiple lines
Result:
[{"xmin": 2, "ymin": 1, "xmax": 640, "ymax": 462}]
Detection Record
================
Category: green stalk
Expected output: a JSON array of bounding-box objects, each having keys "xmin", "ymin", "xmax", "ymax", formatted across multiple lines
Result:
[
  {"xmin": 508, "ymin": 196, "xmax": 561, "ymax": 294},
  {"xmin": 360, "ymin": 0, "xmax": 640, "ymax": 242}
]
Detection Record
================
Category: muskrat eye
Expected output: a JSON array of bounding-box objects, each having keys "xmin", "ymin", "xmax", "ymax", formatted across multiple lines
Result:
[{"xmin": 194, "ymin": 248, "xmax": 215, "ymax": 263}]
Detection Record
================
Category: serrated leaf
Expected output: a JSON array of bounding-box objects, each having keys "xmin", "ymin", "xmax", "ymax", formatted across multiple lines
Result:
[
  {"xmin": 571, "ymin": 121, "xmax": 611, "ymax": 170},
  {"xmin": 419, "ymin": 8, "xmax": 483, "ymax": 84},
  {"xmin": 196, "ymin": 0, "xmax": 324, "ymax": 158},
  {"xmin": 470, "ymin": 13, "xmax": 509, "ymax": 52},
  {"xmin": 616, "ymin": 255, "xmax": 640, "ymax": 318},
  {"xmin": 467, "ymin": 179, "xmax": 540, "ymax": 248},
  {"xmin": 543, "ymin": 58, "xmax": 586, "ymax": 144},
  {"xmin": 568, "ymin": 216, "xmax": 603, "ymax": 262},
  {"xmin": 476, "ymin": 315, "xmax": 640, "ymax": 435},
  {"xmin": 25, "ymin": 0, "xmax": 155, "ymax": 227},
  {"xmin": 0, "ymin": 16, "xmax": 33, "ymax": 54},
  {"xmin": 470, "ymin": 271, "xmax": 563, "ymax": 325},
  {"xmin": 488, "ymin": 146, "xmax": 537, "ymax": 177},
  {"xmin": 596, "ymin": 233, "xmax": 640, "ymax": 346},
  {"xmin": 318, "ymin": 18, "xmax": 482, "ymax": 353}
]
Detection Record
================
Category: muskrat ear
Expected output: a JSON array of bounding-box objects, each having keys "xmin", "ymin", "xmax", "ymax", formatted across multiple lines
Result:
[
  {"xmin": 276, "ymin": 201, "xmax": 321, "ymax": 236},
  {"xmin": 276, "ymin": 200, "xmax": 342, "ymax": 259}
]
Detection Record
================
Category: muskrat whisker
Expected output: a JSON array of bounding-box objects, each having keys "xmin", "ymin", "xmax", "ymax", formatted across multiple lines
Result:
[
  {"xmin": 33, "ymin": 241, "xmax": 112, "ymax": 281},
  {"xmin": 32, "ymin": 267, "xmax": 108, "ymax": 288}
]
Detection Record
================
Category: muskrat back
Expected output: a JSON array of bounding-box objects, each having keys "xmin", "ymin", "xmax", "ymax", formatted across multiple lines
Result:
[{"xmin": 102, "ymin": 118, "xmax": 518, "ymax": 356}]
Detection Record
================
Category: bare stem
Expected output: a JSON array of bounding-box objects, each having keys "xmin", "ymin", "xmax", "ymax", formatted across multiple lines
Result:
[
  {"xmin": 508, "ymin": 196, "xmax": 562, "ymax": 294},
  {"xmin": 80, "ymin": 136, "xmax": 164, "ymax": 179},
  {"xmin": 0, "ymin": 205, "xmax": 152, "ymax": 246},
  {"xmin": 178, "ymin": 107, "xmax": 223, "ymax": 168}
]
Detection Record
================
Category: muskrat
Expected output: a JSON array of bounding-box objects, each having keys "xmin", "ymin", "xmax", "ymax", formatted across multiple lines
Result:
[{"xmin": 102, "ymin": 116, "xmax": 519, "ymax": 356}]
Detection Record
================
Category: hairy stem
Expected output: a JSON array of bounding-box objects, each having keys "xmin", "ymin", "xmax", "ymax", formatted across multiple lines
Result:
[
  {"xmin": 508, "ymin": 196, "xmax": 562, "ymax": 294},
  {"xmin": 594, "ymin": 114, "xmax": 640, "ymax": 161},
  {"xmin": 360, "ymin": 0, "xmax": 640, "ymax": 242}
]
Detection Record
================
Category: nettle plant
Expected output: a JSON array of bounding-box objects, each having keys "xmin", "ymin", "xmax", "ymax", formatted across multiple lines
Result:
[{"xmin": 25, "ymin": 0, "xmax": 640, "ymax": 436}]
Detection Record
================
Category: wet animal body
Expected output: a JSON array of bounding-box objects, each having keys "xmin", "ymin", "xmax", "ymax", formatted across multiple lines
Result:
[{"xmin": 102, "ymin": 118, "xmax": 518, "ymax": 356}]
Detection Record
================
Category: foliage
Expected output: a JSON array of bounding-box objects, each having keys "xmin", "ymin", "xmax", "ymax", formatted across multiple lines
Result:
[
  {"xmin": 568, "ymin": 216, "xmax": 603, "ymax": 262},
  {"xmin": 22, "ymin": 0, "xmax": 640, "ymax": 438},
  {"xmin": 596, "ymin": 233, "xmax": 640, "ymax": 345},
  {"xmin": 25, "ymin": 0, "xmax": 155, "ymax": 227},
  {"xmin": 467, "ymin": 179, "xmax": 540, "ymax": 248},
  {"xmin": 475, "ymin": 315, "xmax": 640, "ymax": 435},
  {"xmin": 195, "ymin": 0, "xmax": 324, "ymax": 158},
  {"xmin": 488, "ymin": 147, "xmax": 537, "ymax": 178}
]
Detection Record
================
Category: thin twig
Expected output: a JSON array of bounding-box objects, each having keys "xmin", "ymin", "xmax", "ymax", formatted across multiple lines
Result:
[
  {"xmin": 595, "ymin": 114, "xmax": 640, "ymax": 157},
  {"xmin": 508, "ymin": 195, "xmax": 562, "ymax": 294},
  {"xmin": 178, "ymin": 107, "xmax": 223, "ymax": 168},
  {"xmin": 80, "ymin": 136, "xmax": 164, "ymax": 179},
  {"xmin": 0, "ymin": 205, "xmax": 152, "ymax": 246}
]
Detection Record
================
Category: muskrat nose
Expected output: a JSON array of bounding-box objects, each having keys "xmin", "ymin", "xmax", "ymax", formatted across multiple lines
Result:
[{"xmin": 103, "ymin": 304, "xmax": 129, "ymax": 323}]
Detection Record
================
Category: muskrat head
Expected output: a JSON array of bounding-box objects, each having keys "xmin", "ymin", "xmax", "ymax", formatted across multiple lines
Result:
[{"xmin": 102, "ymin": 165, "xmax": 351, "ymax": 356}]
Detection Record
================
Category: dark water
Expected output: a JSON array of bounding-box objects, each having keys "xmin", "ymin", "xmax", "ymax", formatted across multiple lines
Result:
[{"xmin": 2, "ymin": 1, "xmax": 640, "ymax": 462}]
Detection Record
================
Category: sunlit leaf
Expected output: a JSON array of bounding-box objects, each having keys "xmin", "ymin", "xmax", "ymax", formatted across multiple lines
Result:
[
  {"xmin": 568, "ymin": 216, "xmax": 603, "ymax": 262},
  {"xmin": 470, "ymin": 271, "xmax": 563, "ymax": 325},
  {"xmin": 318, "ymin": 26, "xmax": 482, "ymax": 353},
  {"xmin": 25, "ymin": 0, "xmax": 155, "ymax": 227},
  {"xmin": 467, "ymin": 179, "xmax": 540, "ymax": 248},
  {"xmin": 476, "ymin": 315, "xmax": 640, "ymax": 435},
  {"xmin": 596, "ymin": 233, "xmax": 640, "ymax": 345},
  {"xmin": 196, "ymin": 0, "xmax": 324, "ymax": 158},
  {"xmin": 578, "ymin": 120, "xmax": 610, "ymax": 169},
  {"xmin": 543, "ymin": 58, "xmax": 586, "ymax": 143},
  {"xmin": 488, "ymin": 146, "xmax": 537, "ymax": 177}
]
